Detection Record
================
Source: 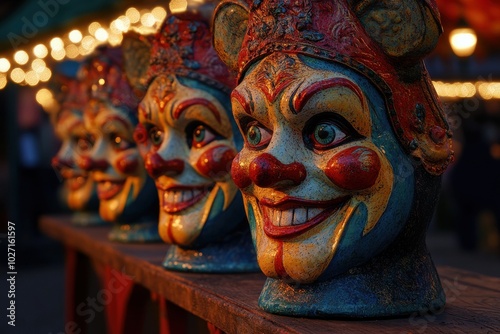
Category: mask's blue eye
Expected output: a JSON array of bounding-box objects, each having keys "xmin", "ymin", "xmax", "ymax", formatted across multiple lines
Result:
[
  {"xmin": 245, "ymin": 122, "xmax": 272, "ymax": 150},
  {"xmin": 149, "ymin": 127, "xmax": 164, "ymax": 147},
  {"xmin": 191, "ymin": 125, "xmax": 216, "ymax": 149},
  {"xmin": 314, "ymin": 122, "xmax": 343, "ymax": 146},
  {"xmin": 304, "ymin": 114, "xmax": 354, "ymax": 151}
]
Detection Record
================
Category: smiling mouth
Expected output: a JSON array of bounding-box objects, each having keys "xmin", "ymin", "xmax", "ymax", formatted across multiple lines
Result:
[
  {"xmin": 67, "ymin": 176, "xmax": 89, "ymax": 191},
  {"xmin": 96, "ymin": 180, "xmax": 125, "ymax": 200},
  {"xmin": 260, "ymin": 196, "xmax": 351, "ymax": 239},
  {"xmin": 159, "ymin": 185, "xmax": 214, "ymax": 214}
]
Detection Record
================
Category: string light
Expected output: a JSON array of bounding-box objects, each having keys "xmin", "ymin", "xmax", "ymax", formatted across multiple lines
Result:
[
  {"xmin": 68, "ymin": 30, "xmax": 83, "ymax": 43},
  {"xmin": 0, "ymin": 58, "xmax": 11, "ymax": 73},
  {"xmin": 0, "ymin": 74, "xmax": 7, "ymax": 89},
  {"xmin": 39, "ymin": 67, "xmax": 52, "ymax": 82},
  {"xmin": 31, "ymin": 59, "xmax": 46, "ymax": 73},
  {"xmin": 10, "ymin": 68, "xmax": 25, "ymax": 83},
  {"xmin": 25, "ymin": 70, "xmax": 39, "ymax": 86},
  {"xmin": 152, "ymin": 7, "xmax": 167, "ymax": 22},
  {"xmin": 51, "ymin": 48, "xmax": 66, "ymax": 61},
  {"xmin": 432, "ymin": 81, "xmax": 500, "ymax": 100},
  {"xmin": 50, "ymin": 37, "xmax": 64, "ymax": 51},
  {"xmin": 65, "ymin": 44, "xmax": 79, "ymax": 59},
  {"xmin": 33, "ymin": 44, "xmax": 48, "ymax": 58},
  {"xmin": 14, "ymin": 50, "xmax": 29, "ymax": 65},
  {"xmin": 141, "ymin": 13, "xmax": 156, "ymax": 27},
  {"xmin": 126, "ymin": 7, "xmax": 140, "ymax": 23},
  {"xmin": 95, "ymin": 28, "xmax": 109, "ymax": 42},
  {"xmin": 88, "ymin": 22, "xmax": 101, "ymax": 35}
]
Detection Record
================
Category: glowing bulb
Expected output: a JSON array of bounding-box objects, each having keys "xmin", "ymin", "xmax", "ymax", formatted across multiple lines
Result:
[
  {"xmin": 14, "ymin": 50, "xmax": 29, "ymax": 65},
  {"xmin": 81, "ymin": 36, "xmax": 96, "ymax": 50},
  {"xmin": 10, "ymin": 68, "xmax": 25, "ymax": 83},
  {"xmin": 31, "ymin": 59, "xmax": 46, "ymax": 73},
  {"xmin": 0, "ymin": 75, "xmax": 7, "ymax": 89},
  {"xmin": 449, "ymin": 28, "xmax": 477, "ymax": 57},
  {"xmin": 50, "ymin": 37, "xmax": 64, "ymax": 51},
  {"xmin": 126, "ymin": 7, "xmax": 140, "ymax": 23},
  {"xmin": 152, "ymin": 7, "xmax": 167, "ymax": 22},
  {"xmin": 114, "ymin": 16, "xmax": 130, "ymax": 32},
  {"xmin": 0, "ymin": 58, "xmax": 11, "ymax": 72},
  {"xmin": 25, "ymin": 70, "xmax": 39, "ymax": 86},
  {"xmin": 51, "ymin": 48, "xmax": 66, "ymax": 61},
  {"xmin": 95, "ymin": 28, "xmax": 109, "ymax": 42},
  {"xmin": 65, "ymin": 44, "xmax": 79, "ymax": 59},
  {"xmin": 33, "ymin": 44, "xmax": 48, "ymax": 58},
  {"xmin": 169, "ymin": 0, "xmax": 188, "ymax": 14},
  {"xmin": 69, "ymin": 30, "xmax": 83, "ymax": 43},
  {"xmin": 141, "ymin": 13, "xmax": 156, "ymax": 27},
  {"xmin": 39, "ymin": 67, "xmax": 52, "ymax": 82},
  {"xmin": 108, "ymin": 33, "xmax": 123, "ymax": 46},
  {"xmin": 88, "ymin": 22, "xmax": 101, "ymax": 35}
]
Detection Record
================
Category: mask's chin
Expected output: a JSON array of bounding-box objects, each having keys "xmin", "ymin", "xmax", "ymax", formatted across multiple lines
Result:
[
  {"xmin": 98, "ymin": 175, "xmax": 143, "ymax": 222},
  {"xmin": 159, "ymin": 183, "xmax": 243, "ymax": 248},
  {"xmin": 67, "ymin": 175, "xmax": 94, "ymax": 211},
  {"xmin": 252, "ymin": 196, "xmax": 358, "ymax": 284}
]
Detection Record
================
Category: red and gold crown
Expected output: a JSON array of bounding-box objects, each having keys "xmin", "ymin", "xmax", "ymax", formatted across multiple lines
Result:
[
  {"xmin": 79, "ymin": 46, "xmax": 140, "ymax": 116},
  {"xmin": 146, "ymin": 13, "xmax": 236, "ymax": 93},
  {"xmin": 214, "ymin": 0, "xmax": 453, "ymax": 175}
]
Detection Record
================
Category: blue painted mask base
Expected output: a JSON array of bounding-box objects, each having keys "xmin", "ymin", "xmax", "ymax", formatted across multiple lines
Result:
[
  {"xmin": 258, "ymin": 243, "xmax": 445, "ymax": 318},
  {"xmin": 108, "ymin": 222, "xmax": 162, "ymax": 243},
  {"xmin": 71, "ymin": 212, "xmax": 106, "ymax": 227},
  {"xmin": 163, "ymin": 228, "xmax": 259, "ymax": 273}
]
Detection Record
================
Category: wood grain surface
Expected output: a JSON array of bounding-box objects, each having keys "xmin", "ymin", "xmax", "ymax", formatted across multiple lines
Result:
[{"xmin": 40, "ymin": 215, "xmax": 500, "ymax": 334}]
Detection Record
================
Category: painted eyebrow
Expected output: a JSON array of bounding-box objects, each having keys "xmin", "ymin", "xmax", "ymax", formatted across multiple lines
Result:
[
  {"xmin": 231, "ymin": 89, "xmax": 254, "ymax": 115},
  {"xmin": 172, "ymin": 98, "xmax": 221, "ymax": 123},
  {"xmin": 290, "ymin": 78, "xmax": 365, "ymax": 114},
  {"xmin": 99, "ymin": 115, "xmax": 132, "ymax": 132}
]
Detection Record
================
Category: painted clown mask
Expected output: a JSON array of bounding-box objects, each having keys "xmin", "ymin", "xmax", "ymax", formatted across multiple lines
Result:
[
  {"xmin": 231, "ymin": 53, "xmax": 415, "ymax": 283},
  {"xmin": 51, "ymin": 108, "xmax": 97, "ymax": 211},
  {"xmin": 134, "ymin": 74, "xmax": 243, "ymax": 248},
  {"xmin": 79, "ymin": 99, "xmax": 153, "ymax": 223}
]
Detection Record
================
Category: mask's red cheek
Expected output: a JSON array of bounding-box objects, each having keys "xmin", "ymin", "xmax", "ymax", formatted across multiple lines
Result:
[
  {"xmin": 116, "ymin": 154, "xmax": 139, "ymax": 174},
  {"xmin": 325, "ymin": 146, "xmax": 381, "ymax": 191},
  {"xmin": 231, "ymin": 153, "xmax": 252, "ymax": 189},
  {"xmin": 196, "ymin": 145, "xmax": 236, "ymax": 181}
]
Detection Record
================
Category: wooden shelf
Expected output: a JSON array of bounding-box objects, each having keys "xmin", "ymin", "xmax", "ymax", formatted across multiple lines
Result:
[{"xmin": 40, "ymin": 215, "xmax": 500, "ymax": 334}]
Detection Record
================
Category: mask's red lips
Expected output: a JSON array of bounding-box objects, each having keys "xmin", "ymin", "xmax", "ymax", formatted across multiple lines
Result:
[
  {"xmin": 67, "ymin": 175, "xmax": 89, "ymax": 191},
  {"xmin": 260, "ymin": 196, "xmax": 351, "ymax": 239},
  {"xmin": 96, "ymin": 180, "xmax": 126, "ymax": 200}
]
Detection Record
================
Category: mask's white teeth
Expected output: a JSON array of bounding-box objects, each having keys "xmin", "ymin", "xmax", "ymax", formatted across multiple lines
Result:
[
  {"xmin": 280, "ymin": 210, "xmax": 293, "ymax": 227},
  {"xmin": 174, "ymin": 191, "xmax": 181, "ymax": 203},
  {"xmin": 166, "ymin": 191, "xmax": 175, "ymax": 203},
  {"xmin": 292, "ymin": 208, "xmax": 307, "ymax": 226},
  {"xmin": 265, "ymin": 206, "xmax": 331, "ymax": 227}
]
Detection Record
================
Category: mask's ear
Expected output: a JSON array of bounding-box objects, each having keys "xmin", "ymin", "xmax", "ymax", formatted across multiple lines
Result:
[
  {"xmin": 213, "ymin": 0, "xmax": 250, "ymax": 72},
  {"xmin": 348, "ymin": 0, "xmax": 442, "ymax": 61},
  {"xmin": 121, "ymin": 31, "xmax": 152, "ymax": 99}
]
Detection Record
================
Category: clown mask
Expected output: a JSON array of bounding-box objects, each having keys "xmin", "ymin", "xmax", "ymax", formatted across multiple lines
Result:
[
  {"xmin": 51, "ymin": 108, "xmax": 96, "ymax": 211},
  {"xmin": 231, "ymin": 53, "xmax": 415, "ymax": 283},
  {"xmin": 79, "ymin": 100, "xmax": 154, "ymax": 224},
  {"xmin": 134, "ymin": 74, "xmax": 243, "ymax": 249}
]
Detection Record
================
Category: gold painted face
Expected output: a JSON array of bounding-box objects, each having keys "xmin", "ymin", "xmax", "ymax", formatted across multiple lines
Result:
[
  {"xmin": 81, "ymin": 101, "xmax": 147, "ymax": 222},
  {"xmin": 231, "ymin": 53, "xmax": 402, "ymax": 283},
  {"xmin": 52, "ymin": 109, "xmax": 96, "ymax": 211},
  {"xmin": 137, "ymin": 75, "xmax": 240, "ymax": 247}
]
